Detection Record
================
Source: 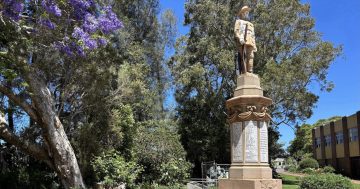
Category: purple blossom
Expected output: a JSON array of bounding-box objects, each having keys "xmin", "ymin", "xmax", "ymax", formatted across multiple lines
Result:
[
  {"xmin": 67, "ymin": 0, "xmax": 95, "ymax": 20},
  {"xmin": 62, "ymin": 45, "xmax": 73, "ymax": 56},
  {"xmin": 40, "ymin": 18, "xmax": 56, "ymax": 29},
  {"xmin": 84, "ymin": 38, "xmax": 98, "ymax": 49},
  {"xmin": 41, "ymin": 0, "xmax": 62, "ymax": 17},
  {"xmin": 72, "ymin": 27, "xmax": 97, "ymax": 50},
  {"xmin": 2, "ymin": 0, "xmax": 24, "ymax": 21},
  {"xmin": 3, "ymin": 0, "xmax": 123, "ymax": 57},
  {"xmin": 69, "ymin": 0, "xmax": 93, "ymax": 10},
  {"xmin": 72, "ymin": 27, "xmax": 88, "ymax": 39},
  {"xmin": 83, "ymin": 13, "xmax": 98, "ymax": 33},
  {"xmin": 98, "ymin": 38, "xmax": 108, "ymax": 46},
  {"xmin": 55, "ymin": 41, "xmax": 87, "ymax": 57},
  {"xmin": 75, "ymin": 44, "xmax": 86, "ymax": 57},
  {"xmin": 98, "ymin": 6, "xmax": 123, "ymax": 34},
  {"xmin": 54, "ymin": 42, "xmax": 73, "ymax": 56}
]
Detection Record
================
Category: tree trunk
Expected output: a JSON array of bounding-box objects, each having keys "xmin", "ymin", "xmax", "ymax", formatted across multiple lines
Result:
[{"xmin": 26, "ymin": 72, "xmax": 85, "ymax": 188}]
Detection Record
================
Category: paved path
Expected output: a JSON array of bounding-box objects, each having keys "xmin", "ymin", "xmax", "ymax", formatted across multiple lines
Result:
[
  {"xmin": 352, "ymin": 179, "xmax": 360, "ymax": 185},
  {"xmin": 278, "ymin": 171, "xmax": 305, "ymax": 177}
]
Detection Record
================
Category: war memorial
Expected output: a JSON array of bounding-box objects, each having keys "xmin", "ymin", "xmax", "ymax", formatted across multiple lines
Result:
[{"xmin": 218, "ymin": 6, "xmax": 282, "ymax": 189}]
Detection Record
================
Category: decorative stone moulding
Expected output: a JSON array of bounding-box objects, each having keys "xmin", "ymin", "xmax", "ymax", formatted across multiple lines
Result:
[{"xmin": 227, "ymin": 105, "xmax": 271, "ymax": 122}]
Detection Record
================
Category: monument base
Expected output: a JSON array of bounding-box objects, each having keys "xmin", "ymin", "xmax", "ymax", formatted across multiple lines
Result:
[
  {"xmin": 218, "ymin": 178, "xmax": 282, "ymax": 189},
  {"xmin": 229, "ymin": 166, "xmax": 272, "ymax": 179}
]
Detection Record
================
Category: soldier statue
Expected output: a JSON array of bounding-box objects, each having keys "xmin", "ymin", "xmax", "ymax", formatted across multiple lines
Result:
[{"xmin": 234, "ymin": 6, "xmax": 257, "ymax": 74}]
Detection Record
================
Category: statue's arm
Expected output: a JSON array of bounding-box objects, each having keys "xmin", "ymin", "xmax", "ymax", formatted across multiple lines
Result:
[
  {"xmin": 234, "ymin": 20, "xmax": 245, "ymax": 44},
  {"xmin": 253, "ymin": 27, "xmax": 257, "ymax": 52}
]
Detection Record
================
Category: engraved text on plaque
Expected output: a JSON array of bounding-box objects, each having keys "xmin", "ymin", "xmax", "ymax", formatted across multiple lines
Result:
[
  {"xmin": 259, "ymin": 121, "xmax": 268, "ymax": 163},
  {"xmin": 245, "ymin": 121, "xmax": 258, "ymax": 162},
  {"xmin": 232, "ymin": 122, "xmax": 243, "ymax": 162}
]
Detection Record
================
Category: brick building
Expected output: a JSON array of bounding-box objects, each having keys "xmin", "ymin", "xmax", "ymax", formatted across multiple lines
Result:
[{"xmin": 312, "ymin": 111, "xmax": 360, "ymax": 178}]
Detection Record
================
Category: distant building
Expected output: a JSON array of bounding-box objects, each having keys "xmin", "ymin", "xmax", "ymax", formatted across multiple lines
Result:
[
  {"xmin": 272, "ymin": 158, "xmax": 286, "ymax": 169},
  {"xmin": 312, "ymin": 111, "xmax": 360, "ymax": 178}
]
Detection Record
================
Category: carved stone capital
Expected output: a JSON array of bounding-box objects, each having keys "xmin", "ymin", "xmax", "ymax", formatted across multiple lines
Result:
[{"xmin": 228, "ymin": 104, "xmax": 271, "ymax": 122}]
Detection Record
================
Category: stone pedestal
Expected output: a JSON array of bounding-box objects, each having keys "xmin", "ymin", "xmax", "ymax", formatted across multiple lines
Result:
[{"xmin": 219, "ymin": 73, "xmax": 282, "ymax": 189}]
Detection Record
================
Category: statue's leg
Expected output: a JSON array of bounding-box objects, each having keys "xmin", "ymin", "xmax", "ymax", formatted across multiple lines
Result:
[
  {"xmin": 246, "ymin": 47, "xmax": 254, "ymax": 73},
  {"xmin": 239, "ymin": 48, "xmax": 246, "ymax": 74}
]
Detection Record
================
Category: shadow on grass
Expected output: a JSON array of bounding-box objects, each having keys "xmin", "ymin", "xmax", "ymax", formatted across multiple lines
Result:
[
  {"xmin": 282, "ymin": 179, "xmax": 299, "ymax": 185},
  {"xmin": 280, "ymin": 174, "xmax": 301, "ymax": 186}
]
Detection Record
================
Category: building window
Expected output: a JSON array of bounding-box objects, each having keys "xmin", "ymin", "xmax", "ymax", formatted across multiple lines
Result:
[
  {"xmin": 336, "ymin": 132, "xmax": 344, "ymax": 144},
  {"xmin": 316, "ymin": 138, "xmax": 321, "ymax": 148},
  {"xmin": 349, "ymin": 128, "xmax": 359, "ymax": 142},
  {"xmin": 324, "ymin": 135, "xmax": 331, "ymax": 147}
]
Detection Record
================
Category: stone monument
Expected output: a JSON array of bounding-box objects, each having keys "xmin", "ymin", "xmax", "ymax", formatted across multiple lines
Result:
[{"xmin": 218, "ymin": 6, "xmax": 282, "ymax": 189}]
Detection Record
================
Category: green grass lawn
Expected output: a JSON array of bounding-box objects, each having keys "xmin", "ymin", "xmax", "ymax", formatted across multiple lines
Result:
[
  {"xmin": 354, "ymin": 183, "xmax": 360, "ymax": 189},
  {"xmin": 280, "ymin": 173, "xmax": 300, "ymax": 189}
]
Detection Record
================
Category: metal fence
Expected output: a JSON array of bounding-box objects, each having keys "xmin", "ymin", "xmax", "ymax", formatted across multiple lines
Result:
[{"xmin": 188, "ymin": 162, "xmax": 230, "ymax": 189}]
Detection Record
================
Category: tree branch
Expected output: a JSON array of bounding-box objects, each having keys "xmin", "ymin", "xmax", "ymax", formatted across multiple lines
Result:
[
  {"xmin": 0, "ymin": 114, "xmax": 53, "ymax": 168},
  {"xmin": 0, "ymin": 84, "xmax": 39, "ymax": 122}
]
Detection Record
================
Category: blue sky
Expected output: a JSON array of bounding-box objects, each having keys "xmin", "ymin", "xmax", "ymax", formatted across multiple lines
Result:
[{"xmin": 160, "ymin": 0, "xmax": 360, "ymax": 149}]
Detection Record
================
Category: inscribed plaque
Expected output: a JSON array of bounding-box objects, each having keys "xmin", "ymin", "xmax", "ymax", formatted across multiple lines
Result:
[
  {"xmin": 232, "ymin": 122, "xmax": 243, "ymax": 162},
  {"xmin": 245, "ymin": 121, "xmax": 258, "ymax": 162},
  {"xmin": 259, "ymin": 121, "xmax": 268, "ymax": 163}
]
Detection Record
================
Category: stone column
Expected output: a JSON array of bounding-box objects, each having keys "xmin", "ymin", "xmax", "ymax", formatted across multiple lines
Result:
[
  {"xmin": 330, "ymin": 121, "xmax": 337, "ymax": 169},
  {"xmin": 342, "ymin": 117, "xmax": 352, "ymax": 177},
  {"xmin": 219, "ymin": 73, "xmax": 282, "ymax": 189},
  {"xmin": 320, "ymin": 125, "xmax": 326, "ymax": 166}
]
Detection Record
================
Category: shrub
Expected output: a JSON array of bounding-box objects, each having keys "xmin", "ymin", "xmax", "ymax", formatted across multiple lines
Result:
[
  {"xmin": 92, "ymin": 150, "xmax": 143, "ymax": 188},
  {"xmin": 300, "ymin": 173, "xmax": 352, "ymax": 189},
  {"xmin": 299, "ymin": 158, "xmax": 319, "ymax": 170},
  {"xmin": 134, "ymin": 120, "xmax": 191, "ymax": 184},
  {"xmin": 301, "ymin": 168, "xmax": 315, "ymax": 174},
  {"xmin": 322, "ymin": 166, "xmax": 335, "ymax": 173},
  {"xmin": 285, "ymin": 165, "xmax": 298, "ymax": 173},
  {"xmin": 285, "ymin": 157, "xmax": 298, "ymax": 167},
  {"xmin": 159, "ymin": 158, "xmax": 192, "ymax": 186},
  {"xmin": 136, "ymin": 183, "xmax": 184, "ymax": 189}
]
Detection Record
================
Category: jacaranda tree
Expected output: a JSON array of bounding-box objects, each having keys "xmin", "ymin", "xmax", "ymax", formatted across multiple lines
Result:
[{"xmin": 0, "ymin": 0, "xmax": 122, "ymax": 188}]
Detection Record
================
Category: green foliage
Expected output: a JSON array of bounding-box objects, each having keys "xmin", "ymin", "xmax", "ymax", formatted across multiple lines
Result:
[
  {"xmin": 134, "ymin": 120, "xmax": 192, "ymax": 185},
  {"xmin": 74, "ymin": 104, "xmax": 137, "ymax": 184},
  {"xmin": 313, "ymin": 116, "xmax": 342, "ymax": 127},
  {"xmin": 301, "ymin": 168, "xmax": 315, "ymax": 174},
  {"xmin": 109, "ymin": 104, "xmax": 137, "ymax": 158},
  {"xmin": 0, "ymin": 146, "xmax": 59, "ymax": 189},
  {"xmin": 159, "ymin": 158, "xmax": 192, "ymax": 185},
  {"xmin": 300, "ymin": 173, "xmax": 352, "ymax": 189},
  {"xmin": 288, "ymin": 124, "xmax": 314, "ymax": 161},
  {"xmin": 321, "ymin": 166, "xmax": 335, "ymax": 173},
  {"xmin": 268, "ymin": 127, "xmax": 286, "ymax": 160},
  {"xmin": 285, "ymin": 157, "xmax": 298, "ymax": 167},
  {"xmin": 299, "ymin": 158, "xmax": 319, "ymax": 170},
  {"xmin": 287, "ymin": 166, "xmax": 298, "ymax": 173},
  {"xmin": 284, "ymin": 157, "xmax": 299, "ymax": 173},
  {"xmin": 91, "ymin": 150, "xmax": 142, "ymax": 188}
]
